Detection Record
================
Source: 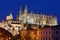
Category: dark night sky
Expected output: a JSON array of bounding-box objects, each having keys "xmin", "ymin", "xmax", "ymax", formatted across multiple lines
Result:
[{"xmin": 0, "ymin": 0, "xmax": 60, "ymax": 24}]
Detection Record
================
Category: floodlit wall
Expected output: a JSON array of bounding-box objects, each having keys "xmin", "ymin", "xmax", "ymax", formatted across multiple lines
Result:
[{"xmin": 20, "ymin": 28, "xmax": 52, "ymax": 40}]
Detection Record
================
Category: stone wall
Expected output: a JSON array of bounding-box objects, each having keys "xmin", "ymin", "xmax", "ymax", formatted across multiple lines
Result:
[{"xmin": 20, "ymin": 28, "xmax": 52, "ymax": 40}]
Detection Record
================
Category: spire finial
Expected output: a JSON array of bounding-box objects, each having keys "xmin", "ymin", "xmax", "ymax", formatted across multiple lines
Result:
[
  {"xmin": 25, "ymin": 5, "xmax": 27, "ymax": 10},
  {"xmin": 16, "ymin": 13, "xmax": 19, "ymax": 20},
  {"xmin": 24, "ymin": 5, "xmax": 28, "ymax": 13},
  {"xmin": 19, "ymin": 6, "xmax": 22, "ymax": 14},
  {"xmin": 10, "ymin": 12, "xmax": 13, "ymax": 16},
  {"xmin": 31, "ymin": 11, "xmax": 33, "ymax": 16},
  {"xmin": 19, "ymin": 6, "xmax": 22, "ymax": 21}
]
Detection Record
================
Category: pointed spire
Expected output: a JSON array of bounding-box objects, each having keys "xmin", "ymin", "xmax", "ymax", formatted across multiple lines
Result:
[
  {"xmin": 10, "ymin": 12, "xmax": 13, "ymax": 16},
  {"xmin": 10, "ymin": 12, "xmax": 13, "ymax": 20},
  {"xmin": 19, "ymin": 6, "xmax": 22, "ymax": 21},
  {"xmin": 25, "ymin": 5, "xmax": 28, "ymax": 9},
  {"xmin": 16, "ymin": 13, "xmax": 19, "ymax": 20},
  {"xmin": 10, "ymin": 12, "xmax": 13, "ymax": 19},
  {"xmin": 19, "ymin": 6, "xmax": 22, "ymax": 14},
  {"xmin": 23, "ymin": 5, "xmax": 28, "ymax": 23},
  {"xmin": 31, "ymin": 11, "xmax": 33, "ymax": 17},
  {"xmin": 6, "ymin": 12, "xmax": 13, "ymax": 20},
  {"xmin": 24, "ymin": 5, "xmax": 28, "ymax": 13}
]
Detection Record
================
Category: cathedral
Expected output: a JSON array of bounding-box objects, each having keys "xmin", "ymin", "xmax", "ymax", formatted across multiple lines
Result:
[
  {"xmin": 0, "ymin": 5, "xmax": 60, "ymax": 40},
  {"xmin": 0, "ymin": 5, "xmax": 58, "ymax": 36},
  {"xmin": 18, "ymin": 5, "xmax": 58, "ymax": 26}
]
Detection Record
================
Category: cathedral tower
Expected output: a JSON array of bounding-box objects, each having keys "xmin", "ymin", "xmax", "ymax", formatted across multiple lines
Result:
[
  {"xmin": 24, "ymin": 5, "xmax": 28, "ymax": 23},
  {"xmin": 19, "ymin": 6, "xmax": 22, "ymax": 21},
  {"xmin": 16, "ymin": 13, "xmax": 19, "ymax": 20}
]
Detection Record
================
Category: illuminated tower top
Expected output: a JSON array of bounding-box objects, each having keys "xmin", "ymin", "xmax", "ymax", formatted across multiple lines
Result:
[
  {"xmin": 24, "ymin": 5, "xmax": 28, "ymax": 13},
  {"xmin": 19, "ymin": 6, "xmax": 22, "ymax": 21},
  {"xmin": 6, "ymin": 12, "xmax": 13, "ymax": 20},
  {"xmin": 24, "ymin": 5, "xmax": 28, "ymax": 23}
]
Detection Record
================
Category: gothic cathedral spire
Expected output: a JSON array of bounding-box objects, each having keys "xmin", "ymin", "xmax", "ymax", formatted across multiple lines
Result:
[
  {"xmin": 10, "ymin": 12, "xmax": 13, "ymax": 20},
  {"xmin": 24, "ymin": 5, "xmax": 28, "ymax": 13},
  {"xmin": 16, "ymin": 13, "xmax": 19, "ymax": 20},
  {"xmin": 24, "ymin": 5, "xmax": 28, "ymax": 23},
  {"xmin": 10, "ymin": 12, "xmax": 13, "ymax": 17},
  {"xmin": 19, "ymin": 6, "xmax": 22, "ymax": 21}
]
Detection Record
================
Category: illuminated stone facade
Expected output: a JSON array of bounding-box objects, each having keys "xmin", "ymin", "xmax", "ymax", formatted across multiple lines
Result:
[
  {"xmin": 6, "ymin": 12, "xmax": 13, "ymax": 20},
  {"xmin": 18, "ymin": 25, "xmax": 60, "ymax": 40},
  {"xmin": 0, "ymin": 5, "xmax": 58, "ymax": 37},
  {"xmin": 0, "ymin": 28, "xmax": 14, "ymax": 40},
  {"xmin": 19, "ymin": 5, "xmax": 58, "ymax": 27}
]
